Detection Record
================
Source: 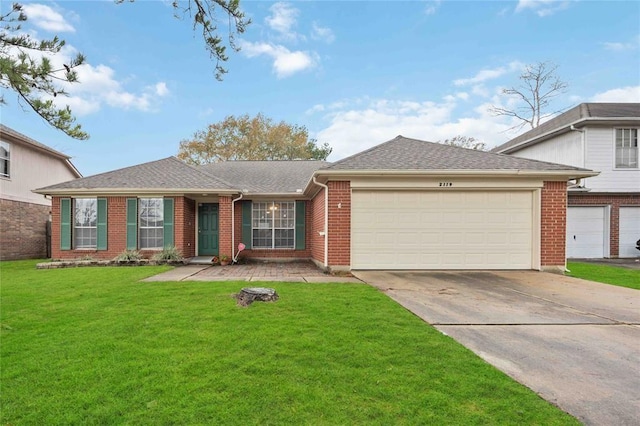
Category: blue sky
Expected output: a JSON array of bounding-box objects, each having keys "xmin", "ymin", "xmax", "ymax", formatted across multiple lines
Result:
[{"xmin": 3, "ymin": 0, "xmax": 639, "ymax": 176}]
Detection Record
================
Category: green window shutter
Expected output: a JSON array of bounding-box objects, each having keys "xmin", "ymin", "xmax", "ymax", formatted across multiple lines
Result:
[
  {"xmin": 163, "ymin": 198, "xmax": 174, "ymax": 248},
  {"xmin": 96, "ymin": 198, "xmax": 108, "ymax": 250},
  {"xmin": 60, "ymin": 198, "xmax": 71, "ymax": 250},
  {"xmin": 295, "ymin": 201, "xmax": 306, "ymax": 250},
  {"xmin": 241, "ymin": 200, "xmax": 252, "ymax": 249},
  {"xmin": 126, "ymin": 198, "xmax": 138, "ymax": 250}
]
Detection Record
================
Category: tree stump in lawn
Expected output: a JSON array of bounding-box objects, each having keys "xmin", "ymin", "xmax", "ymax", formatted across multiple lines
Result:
[{"xmin": 236, "ymin": 287, "xmax": 279, "ymax": 307}]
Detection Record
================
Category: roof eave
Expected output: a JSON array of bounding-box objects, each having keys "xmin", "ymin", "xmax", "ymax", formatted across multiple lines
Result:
[
  {"xmin": 313, "ymin": 168, "xmax": 599, "ymax": 179},
  {"xmin": 497, "ymin": 116, "xmax": 640, "ymax": 154},
  {"xmin": 33, "ymin": 188, "xmax": 240, "ymax": 196}
]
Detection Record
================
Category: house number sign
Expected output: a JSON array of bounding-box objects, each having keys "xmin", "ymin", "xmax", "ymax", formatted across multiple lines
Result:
[{"xmin": 439, "ymin": 182, "xmax": 453, "ymax": 187}]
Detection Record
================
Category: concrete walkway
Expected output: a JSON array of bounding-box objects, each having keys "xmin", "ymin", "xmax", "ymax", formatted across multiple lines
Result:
[{"xmin": 142, "ymin": 262, "xmax": 362, "ymax": 283}]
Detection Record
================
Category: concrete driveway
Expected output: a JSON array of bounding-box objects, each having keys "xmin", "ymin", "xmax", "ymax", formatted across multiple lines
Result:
[{"xmin": 354, "ymin": 270, "xmax": 640, "ymax": 426}]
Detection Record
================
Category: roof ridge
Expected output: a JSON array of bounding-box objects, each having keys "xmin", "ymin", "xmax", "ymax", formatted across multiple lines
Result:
[
  {"xmin": 324, "ymin": 135, "xmax": 406, "ymax": 169},
  {"xmin": 176, "ymin": 157, "xmax": 237, "ymax": 189}
]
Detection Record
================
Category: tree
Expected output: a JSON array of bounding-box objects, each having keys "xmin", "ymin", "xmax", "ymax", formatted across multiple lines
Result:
[
  {"xmin": 177, "ymin": 113, "xmax": 332, "ymax": 164},
  {"xmin": 1, "ymin": 1, "xmax": 250, "ymax": 140},
  {"xmin": 0, "ymin": 4, "xmax": 88, "ymax": 139},
  {"xmin": 440, "ymin": 135, "xmax": 486, "ymax": 151},
  {"xmin": 489, "ymin": 61, "xmax": 568, "ymax": 130}
]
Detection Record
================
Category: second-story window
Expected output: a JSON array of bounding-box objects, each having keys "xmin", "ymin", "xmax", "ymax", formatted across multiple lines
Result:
[
  {"xmin": 0, "ymin": 141, "xmax": 10, "ymax": 178},
  {"xmin": 615, "ymin": 128, "xmax": 638, "ymax": 168}
]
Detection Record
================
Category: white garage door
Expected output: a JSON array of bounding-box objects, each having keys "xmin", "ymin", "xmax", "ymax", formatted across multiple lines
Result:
[
  {"xmin": 351, "ymin": 191, "xmax": 533, "ymax": 270},
  {"xmin": 619, "ymin": 207, "xmax": 640, "ymax": 258},
  {"xmin": 566, "ymin": 207, "xmax": 607, "ymax": 258}
]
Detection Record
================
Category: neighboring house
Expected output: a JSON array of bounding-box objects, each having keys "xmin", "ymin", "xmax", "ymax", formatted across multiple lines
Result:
[
  {"xmin": 35, "ymin": 136, "xmax": 595, "ymax": 272},
  {"xmin": 492, "ymin": 103, "xmax": 640, "ymax": 259},
  {"xmin": 0, "ymin": 125, "xmax": 82, "ymax": 260}
]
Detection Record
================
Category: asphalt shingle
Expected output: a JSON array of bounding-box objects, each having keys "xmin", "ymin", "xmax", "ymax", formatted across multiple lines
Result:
[
  {"xmin": 198, "ymin": 160, "xmax": 329, "ymax": 193},
  {"xmin": 491, "ymin": 103, "xmax": 640, "ymax": 153},
  {"xmin": 324, "ymin": 135, "xmax": 591, "ymax": 171}
]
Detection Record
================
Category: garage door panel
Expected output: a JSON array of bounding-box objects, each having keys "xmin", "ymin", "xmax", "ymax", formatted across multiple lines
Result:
[
  {"xmin": 566, "ymin": 207, "xmax": 606, "ymax": 258},
  {"xmin": 352, "ymin": 191, "xmax": 533, "ymax": 269},
  {"xmin": 619, "ymin": 207, "xmax": 640, "ymax": 258}
]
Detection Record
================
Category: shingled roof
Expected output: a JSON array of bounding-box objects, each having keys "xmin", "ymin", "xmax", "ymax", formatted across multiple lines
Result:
[
  {"xmin": 36, "ymin": 157, "xmax": 235, "ymax": 193},
  {"xmin": 199, "ymin": 160, "xmax": 329, "ymax": 194},
  {"xmin": 491, "ymin": 103, "xmax": 640, "ymax": 154},
  {"xmin": 322, "ymin": 135, "xmax": 592, "ymax": 172}
]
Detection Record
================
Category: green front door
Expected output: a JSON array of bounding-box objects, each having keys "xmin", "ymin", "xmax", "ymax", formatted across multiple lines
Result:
[{"xmin": 198, "ymin": 203, "xmax": 219, "ymax": 255}]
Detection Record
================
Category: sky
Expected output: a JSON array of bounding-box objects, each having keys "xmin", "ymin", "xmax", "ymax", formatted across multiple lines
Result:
[{"xmin": 2, "ymin": 0, "xmax": 639, "ymax": 177}]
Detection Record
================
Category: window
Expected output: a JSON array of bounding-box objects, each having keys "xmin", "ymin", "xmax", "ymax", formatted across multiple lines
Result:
[
  {"xmin": 74, "ymin": 198, "xmax": 97, "ymax": 248},
  {"xmin": 139, "ymin": 198, "xmax": 164, "ymax": 249},
  {"xmin": 0, "ymin": 141, "xmax": 9, "ymax": 178},
  {"xmin": 615, "ymin": 128, "xmax": 638, "ymax": 168},
  {"xmin": 252, "ymin": 201, "xmax": 295, "ymax": 249}
]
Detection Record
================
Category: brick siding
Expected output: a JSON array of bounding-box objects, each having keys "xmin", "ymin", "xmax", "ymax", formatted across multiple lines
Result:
[
  {"xmin": 568, "ymin": 192, "xmax": 640, "ymax": 257},
  {"xmin": 0, "ymin": 198, "xmax": 50, "ymax": 260},
  {"xmin": 310, "ymin": 187, "xmax": 326, "ymax": 265},
  {"xmin": 218, "ymin": 196, "xmax": 232, "ymax": 257},
  {"xmin": 327, "ymin": 181, "xmax": 351, "ymax": 267},
  {"xmin": 540, "ymin": 181, "xmax": 567, "ymax": 267}
]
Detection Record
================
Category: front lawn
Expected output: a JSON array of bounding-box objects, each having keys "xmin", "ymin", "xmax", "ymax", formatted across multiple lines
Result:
[
  {"xmin": 1, "ymin": 260, "xmax": 577, "ymax": 424},
  {"xmin": 567, "ymin": 262, "xmax": 640, "ymax": 290}
]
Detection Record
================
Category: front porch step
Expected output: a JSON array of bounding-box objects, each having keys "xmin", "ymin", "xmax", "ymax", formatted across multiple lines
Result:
[{"xmin": 188, "ymin": 256, "xmax": 216, "ymax": 265}]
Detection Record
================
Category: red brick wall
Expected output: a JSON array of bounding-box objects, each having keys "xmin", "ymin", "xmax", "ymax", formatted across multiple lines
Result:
[
  {"xmin": 310, "ymin": 187, "xmax": 326, "ymax": 265},
  {"xmin": 327, "ymin": 181, "xmax": 351, "ymax": 267},
  {"xmin": 51, "ymin": 196, "xmax": 193, "ymax": 260},
  {"xmin": 218, "ymin": 196, "xmax": 232, "ymax": 257},
  {"xmin": 568, "ymin": 193, "xmax": 640, "ymax": 257},
  {"xmin": 0, "ymin": 198, "xmax": 50, "ymax": 260},
  {"xmin": 540, "ymin": 181, "xmax": 567, "ymax": 267},
  {"xmin": 177, "ymin": 197, "xmax": 196, "ymax": 258}
]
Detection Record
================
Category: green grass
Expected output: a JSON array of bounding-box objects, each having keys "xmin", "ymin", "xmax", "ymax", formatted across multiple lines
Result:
[
  {"xmin": 1, "ymin": 260, "xmax": 577, "ymax": 425},
  {"xmin": 567, "ymin": 262, "xmax": 640, "ymax": 290}
]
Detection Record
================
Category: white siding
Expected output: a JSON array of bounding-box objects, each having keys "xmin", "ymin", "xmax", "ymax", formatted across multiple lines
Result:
[
  {"xmin": 584, "ymin": 127, "xmax": 640, "ymax": 192},
  {"xmin": 514, "ymin": 131, "xmax": 583, "ymax": 168},
  {"xmin": 513, "ymin": 126, "xmax": 640, "ymax": 193},
  {"xmin": 0, "ymin": 141, "xmax": 77, "ymax": 206}
]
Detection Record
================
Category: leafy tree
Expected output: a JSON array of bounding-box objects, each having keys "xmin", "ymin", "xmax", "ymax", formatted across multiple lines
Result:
[
  {"xmin": 0, "ymin": 3, "xmax": 88, "ymax": 139},
  {"xmin": 489, "ymin": 61, "xmax": 568, "ymax": 130},
  {"xmin": 440, "ymin": 135, "xmax": 486, "ymax": 151},
  {"xmin": 0, "ymin": 1, "xmax": 250, "ymax": 140},
  {"xmin": 178, "ymin": 113, "xmax": 332, "ymax": 164}
]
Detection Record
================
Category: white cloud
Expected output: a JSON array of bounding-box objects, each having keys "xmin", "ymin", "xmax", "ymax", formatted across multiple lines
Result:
[
  {"xmin": 265, "ymin": 2, "xmax": 300, "ymax": 40},
  {"xmin": 154, "ymin": 82, "xmax": 169, "ymax": 97},
  {"xmin": 311, "ymin": 22, "xmax": 335, "ymax": 43},
  {"xmin": 454, "ymin": 61, "xmax": 523, "ymax": 86},
  {"xmin": 591, "ymin": 86, "xmax": 640, "ymax": 103},
  {"xmin": 515, "ymin": 0, "xmax": 572, "ymax": 17},
  {"xmin": 22, "ymin": 3, "xmax": 75, "ymax": 32},
  {"xmin": 311, "ymin": 98, "xmax": 519, "ymax": 161},
  {"xmin": 240, "ymin": 41, "xmax": 317, "ymax": 78},
  {"xmin": 601, "ymin": 36, "xmax": 640, "ymax": 51},
  {"xmin": 425, "ymin": 0, "xmax": 442, "ymax": 15}
]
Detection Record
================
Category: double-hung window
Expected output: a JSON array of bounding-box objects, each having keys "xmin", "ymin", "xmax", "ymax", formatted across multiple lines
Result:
[
  {"xmin": 139, "ymin": 198, "xmax": 164, "ymax": 249},
  {"xmin": 252, "ymin": 201, "xmax": 295, "ymax": 249},
  {"xmin": 74, "ymin": 198, "xmax": 97, "ymax": 248},
  {"xmin": 615, "ymin": 128, "xmax": 638, "ymax": 168},
  {"xmin": 0, "ymin": 141, "xmax": 9, "ymax": 178}
]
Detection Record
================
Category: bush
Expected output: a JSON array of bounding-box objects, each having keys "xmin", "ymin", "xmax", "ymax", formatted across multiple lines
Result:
[
  {"xmin": 114, "ymin": 250, "xmax": 143, "ymax": 262},
  {"xmin": 151, "ymin": 246, "xmax": 184, "ymax": 262}
]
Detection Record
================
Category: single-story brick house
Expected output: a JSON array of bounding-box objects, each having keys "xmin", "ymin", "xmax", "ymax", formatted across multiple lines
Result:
[{"xmin": 36, "ymin": 136, "xmax": 597, "ymax": 272}]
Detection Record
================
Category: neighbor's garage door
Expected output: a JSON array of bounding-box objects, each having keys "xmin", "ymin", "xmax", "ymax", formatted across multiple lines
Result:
[
  {"xmin": 619, "ymin": 207, "xmax": 640, "ymax": 258},
  {"xmin": 351, "ymin": 191, "xmax": 533, "ymax": 270},
  {"xmin": 566, "ymin": 206, "xmax": 606, "ymax": 258}
]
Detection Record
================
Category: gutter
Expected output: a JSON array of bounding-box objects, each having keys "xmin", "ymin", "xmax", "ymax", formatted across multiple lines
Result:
[
  {"xmin": 312, "ymin": 176, "xmax": 329, "ymax": 269},
  {"xmin": 231, "ymin": 192, "xmax": 244, "ymax": 262}
]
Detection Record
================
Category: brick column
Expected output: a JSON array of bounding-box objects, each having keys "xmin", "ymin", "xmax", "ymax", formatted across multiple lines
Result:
[
  {"xmin": 327, "ymin": 181, "xmax": 351, "ymax": 268},
  {"xmin": 540, "ymin": 181, "xmax": 567, "ymax": 270},
  {"xmin": 218, "ymin": 196, "xmax": 232, "ymax": 257}
]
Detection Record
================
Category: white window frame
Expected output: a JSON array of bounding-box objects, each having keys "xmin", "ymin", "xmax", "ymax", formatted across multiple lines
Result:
[
  {"xmin": 251, "ymin": 201, "xmax": 295, "ymax": 249},
  {"xmin": 0, "ymin": 141, "xmax": 10, "ymax": 178},
  {"xmin": 615, "ymin": 128, "xmax": 639, "ymax": 169},
  {"xmin": 74, "ymin": 198, "xmax": 97, "ymax": 249},
  {"xmin": 139, "ymin": 198, "xmax": 164, "ymax": 250}
]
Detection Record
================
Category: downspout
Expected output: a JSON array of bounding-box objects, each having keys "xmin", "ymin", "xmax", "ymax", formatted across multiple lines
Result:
[
  {"xmin": 312, "ymin": 176, "xmax": 329, "ymax": 269},
  {"xmin": 231, "ymin": 192, "xmax": 243, "ymax": 262}
]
